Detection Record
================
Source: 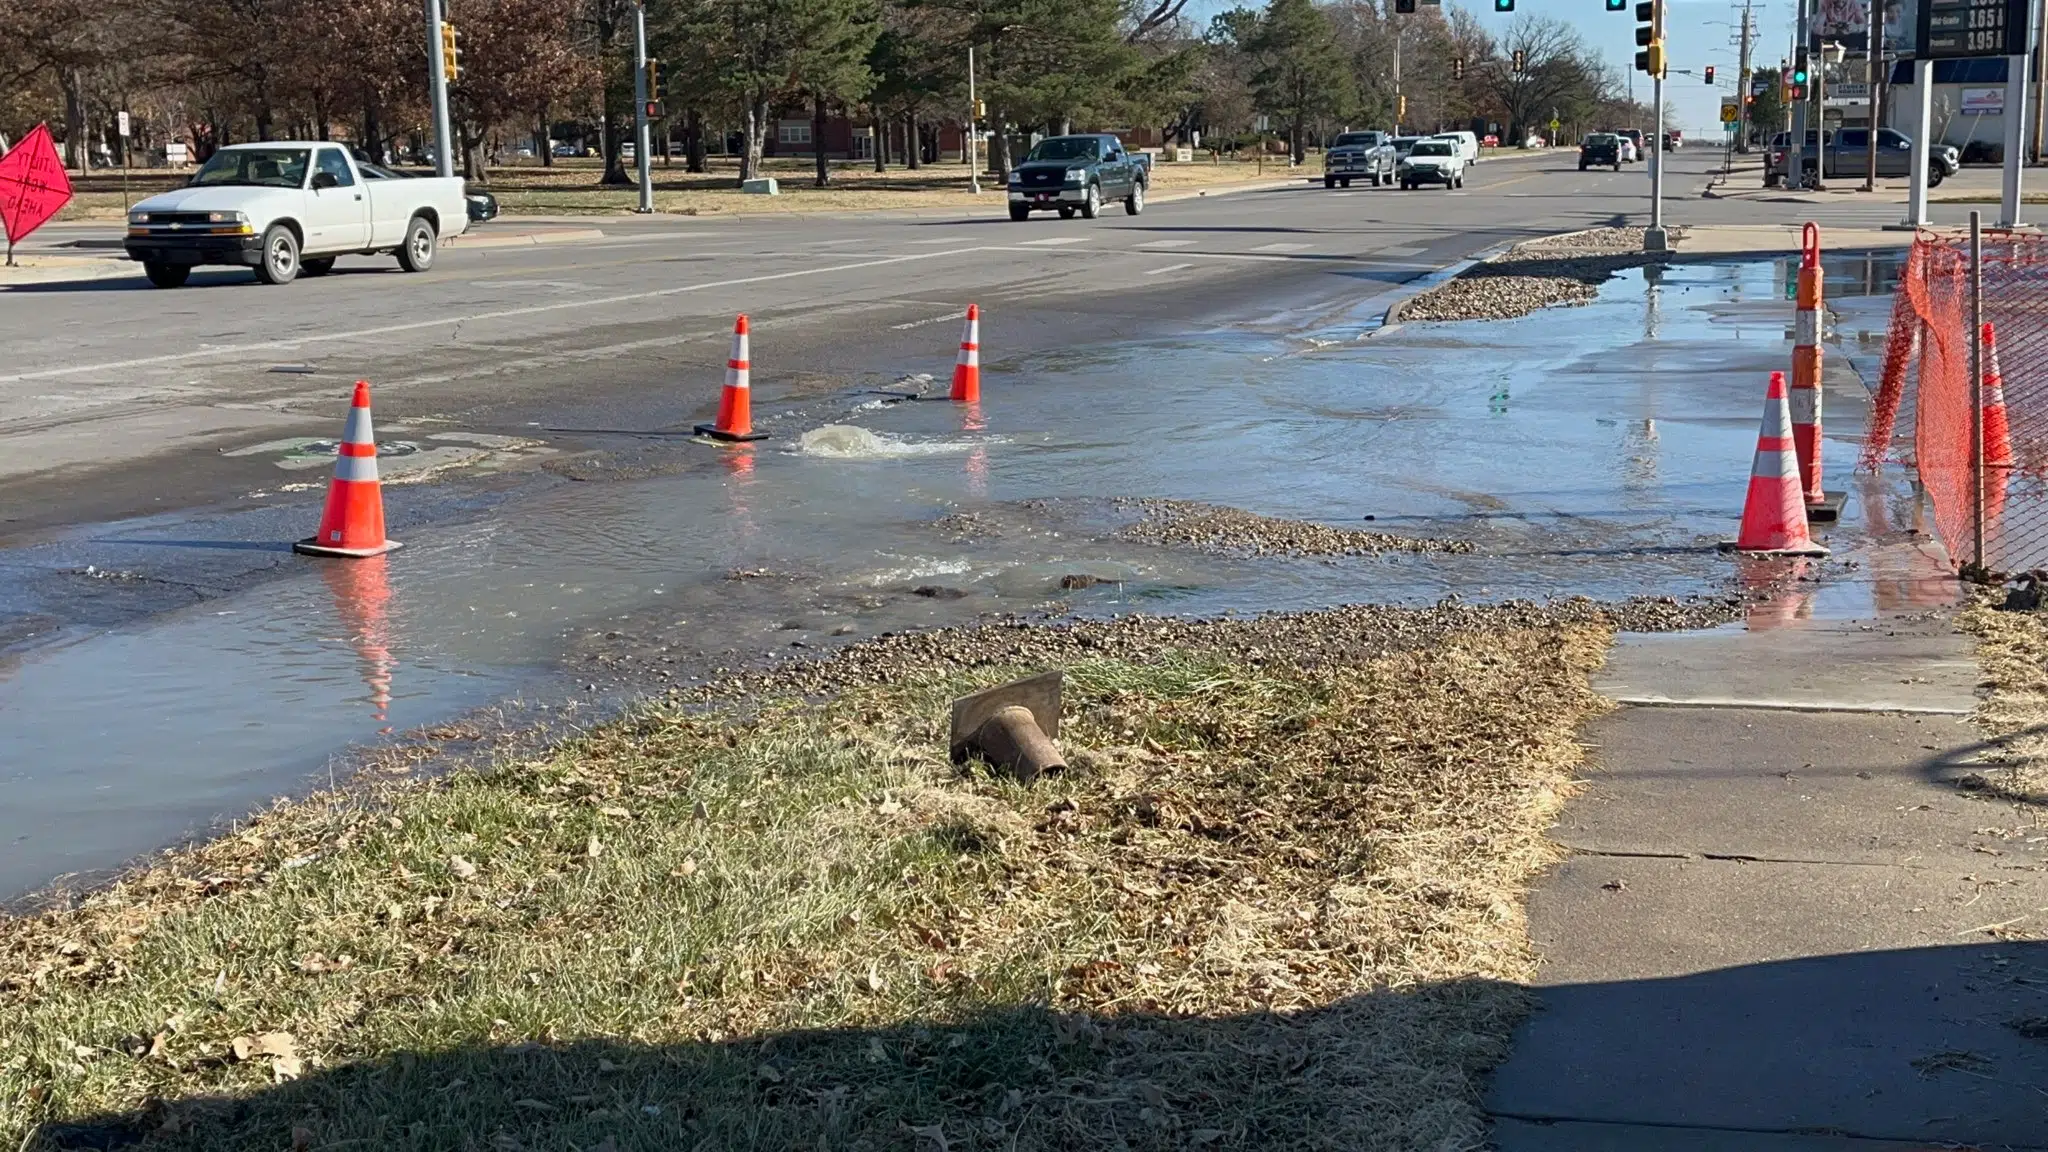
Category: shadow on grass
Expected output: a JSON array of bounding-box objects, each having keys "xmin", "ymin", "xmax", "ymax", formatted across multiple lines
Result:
[{"xmin": 33, "ymin": 944, "xmax": 2048, "ymax": 1151}]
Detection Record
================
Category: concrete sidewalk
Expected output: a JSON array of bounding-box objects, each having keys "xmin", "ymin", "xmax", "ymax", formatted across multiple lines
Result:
[{"xmin": 1489, "ymin": 595, "xmax": 2048, "ymax": 1147}]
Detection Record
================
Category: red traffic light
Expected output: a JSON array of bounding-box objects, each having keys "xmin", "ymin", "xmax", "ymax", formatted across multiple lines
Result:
[{"xmin": 1704, "ymin": 65, "xmax": 1716, "ymax": 83}]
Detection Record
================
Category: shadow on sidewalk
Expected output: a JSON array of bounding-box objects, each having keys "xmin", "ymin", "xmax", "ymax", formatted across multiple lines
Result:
[{"xmin": 25, "ymin": 944, "xmax": 2048, "ymax": 1150}]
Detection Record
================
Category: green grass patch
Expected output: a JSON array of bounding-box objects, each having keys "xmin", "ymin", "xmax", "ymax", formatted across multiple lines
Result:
[{"xmin": 2, "ymin": 619, "xmax": 1610, "ymax": 1150}]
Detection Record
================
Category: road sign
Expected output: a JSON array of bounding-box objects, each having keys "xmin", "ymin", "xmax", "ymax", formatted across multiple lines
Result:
[
  {"xmin": 1720, "ymin": 100, "xmax": 1739, "ymax": 122},
  {"xmin": 116, "ymin": 111, "xmax": 130, "ymax": 138},
  {"xmin": 1549, "ymin": 117, "xmax": 1560, "ymax": 131},
  {"xmin": 1919, "ymin": 0, "xmax": 2030, "ymax": 58}
]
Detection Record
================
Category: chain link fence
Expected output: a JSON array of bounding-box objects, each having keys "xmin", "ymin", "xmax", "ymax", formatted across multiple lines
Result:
[{"xmin": 1866, "ymin": 226, "xmax": 2048, "ymax": 576}]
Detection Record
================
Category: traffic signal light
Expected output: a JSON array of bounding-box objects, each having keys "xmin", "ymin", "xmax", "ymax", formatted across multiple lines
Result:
[
  {"xmin": 1791, "ymin": 52, "xmax": 1809, "ymax": 99},
  {"xmin": 1453, "ymin": 57, "xmax": 1465, "ymax": 80},
  {"xmin": 1395, "ymin": 0, "xmax": 1415, "ymax": 12},
  {"xmin": 1633, "ymin": 0, "xmax": 1664, "ymax": 75},
  {"xmin": 1396, "ymin": 95, "xmax": 1407, "ymax": 120},
  {"xmin": 1495, "ymin": 0, "xmax": 1514, "ymax": 10},
  {"xmin": 1704, "ymin": 65, "xmax": 1716, "ymax": 83},
  {"xmin": 439, "ymin": 22, "xmax": 461, "ymax": 83},
  {"xmin": 1606, "ymin": 0, "xmax": 1627, "ymax": 10}
]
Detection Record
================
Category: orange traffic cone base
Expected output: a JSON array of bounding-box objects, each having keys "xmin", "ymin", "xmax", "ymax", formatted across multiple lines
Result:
[
  {"xmin": 295, "ymin": 537, "xmax": 403, "ymax": 559},
  {"xmin": 693, "ymin": 424, "xmax": 769, "ymax": 443},
  {"xmin": 1717, "ymin": 535, "xmax": 1828, "ymax": 557}
]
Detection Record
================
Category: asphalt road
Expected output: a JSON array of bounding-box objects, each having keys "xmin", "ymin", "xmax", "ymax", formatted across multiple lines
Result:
[{"xmin": 0, "ymin": 151, "xmax": 1729, "ymax": 542}]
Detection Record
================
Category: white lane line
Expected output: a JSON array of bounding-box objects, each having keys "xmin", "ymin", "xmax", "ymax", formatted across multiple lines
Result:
[
  {"xmin": 1137, "ymin": 239, "xmax": 1198, "ymax": 248},
  {"xmin": 0, "ymin": 250, "xmax": 960, "ymax": 385},
  {"xmin": 1144, "ymin": 262, "xmax": 1196, "ymax": 276},
  {"xmin": 1251, "ymin": 242, "xmax": 1312, "ymax": 252},
  {"xmin": 1378, "ymin": 245, "xmax": 1427, "ymax": 256},
  {"xmin": 889, "ymin": 309, "xmax": 966, "ymax": 330},
  {"xmin": 907, "ymin": 238, "xmax": 961, "ymax": 245},
  {"xmin": 1017, "ymin": 236, "xmax": 1089, "ymax": 246},
  {"xmin": 809, "ymin": 237, "xmax": 873, "ymax": 247}
]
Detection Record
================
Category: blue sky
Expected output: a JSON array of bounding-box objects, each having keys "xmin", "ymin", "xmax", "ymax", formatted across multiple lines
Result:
[{"xmin": 1184, "ymin": 0, "xmax": 1802, "ymax": 134}]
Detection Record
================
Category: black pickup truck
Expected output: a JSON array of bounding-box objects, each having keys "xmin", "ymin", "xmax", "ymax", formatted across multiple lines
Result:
[{"xmin": 1006, "ymin": 134, "xmax": 1147, "ymax": 221}]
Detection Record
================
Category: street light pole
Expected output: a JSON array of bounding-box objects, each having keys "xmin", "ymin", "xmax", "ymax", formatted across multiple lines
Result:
[
  {"xmin": 633, "ymin": 0, "xmax": 653, "ymax": 213},
  {"xmin": 1865, "ymin": 5, "xmax": 1884, "ymax": 191},
  {"xmin": 1790, "ymin": 0, "xmax": 1808, "ymax": 190}
]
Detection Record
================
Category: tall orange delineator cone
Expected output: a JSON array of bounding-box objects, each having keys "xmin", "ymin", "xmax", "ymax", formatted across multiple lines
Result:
[
  {"xmin": 1790, "ymin": 222, "xmax": 1845, "ymax": 520},
  {"xmin": 950, "ymin": 304, "xmax": 981, "ymax": 403},
  {"xmin": 1981, "ymin": 321, "xmax": 2014, "ymax": 468},
  {"xmin": 696, "ymin": 314, "xmax": 769, "ymax": 442},
  {"xmin": 294, "ymin": 380, "xmax": 402, "ymax": 558},
  {"xmin": 1722, "ymin": 371, "xmax": 1830, "ymax": 556}
]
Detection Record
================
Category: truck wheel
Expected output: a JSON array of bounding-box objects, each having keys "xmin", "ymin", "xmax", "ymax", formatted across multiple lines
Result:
[
  {"xmin": 1124, "ymin": 181, "xmax": 1144, "ymax": 215},
  {"xmin": 1324, "ymin": 176, "xmax": 1336, "ymax": 189},
  {"xmin": 143, "ymin": 262, "xmax": 190, "ymax": 289},
  {"xmin": 1008, "ymin": 204, "xmax": 1031, "ymax": 221},
  {"xmin": 301, "ymin": 257, "xmax": 336, "ymax": 277},
  {"xmin": 1454, "ymin": 174, "xmax": 1464, "ymax": 188},
  {"xmin": 396, "ymin": 215, "xmax": 437, "ymax": 273},
  {"xmin": 1058, "ymin": 206, "xmax": 1077, "ymax": 219},
  {"xmin": 255, "ymin": 225, "xmax": 299, "ymax": 285},
  {"xmin": 1579, "ymin": 161, "xmax": 1588, "ymax": 170},
  {"xmin": 1340, "ymin": 178, "xmax": 1352, "ymax": 188},
  {"xmin": 1079, "ymin": 183, "xmax": 1101, "ymax": 219},
  {"xmin": 1928, "ymin": 165, "xmax": 1946, "ymax": 188}
]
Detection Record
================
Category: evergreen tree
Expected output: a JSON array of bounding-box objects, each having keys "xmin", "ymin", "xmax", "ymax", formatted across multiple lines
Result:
[{"xmin": 1244, "ymin": 0, "xmax": 1350, "ymax": 164}]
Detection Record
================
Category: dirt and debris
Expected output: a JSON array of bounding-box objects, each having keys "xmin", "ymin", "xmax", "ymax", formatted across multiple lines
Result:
[
  {"xmin": 1397, "ymin": 226, "xmax": 1687, "ymax": 323},
  {"xmin": 1117, "ymin": 498, "xmax": 1471, "ymax": 557}
]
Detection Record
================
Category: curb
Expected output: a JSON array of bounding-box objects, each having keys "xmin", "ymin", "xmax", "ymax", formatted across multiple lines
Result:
[{"xmin": 444, "ymin": 227, "xmax": 606, "ymax": 249}]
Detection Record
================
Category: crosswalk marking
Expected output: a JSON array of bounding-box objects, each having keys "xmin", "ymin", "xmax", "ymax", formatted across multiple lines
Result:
[
  {"xmin": 1018, "ymin": 236, "xmax": 1090, "ymax": 247},
  {"xmin": 1137, "ymin": 239, "xmax": 1198, "ymax": 248},
  {"xmin": 1251, "ymin": 242, "xmax": 1311, "ymax": 252}
]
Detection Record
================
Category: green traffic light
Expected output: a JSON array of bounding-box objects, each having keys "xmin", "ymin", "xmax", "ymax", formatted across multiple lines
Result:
[
  {"xmin": 1606, "ymin": 0, "xmax": 1626, "ymax": 8},
  {"xmin": 1495, "ymin": 0, "xmax": 1514, "ymax": 10},
  {"xmin": 1792, "ymin": 67, "xmax": 1807, "ymax": 82}
]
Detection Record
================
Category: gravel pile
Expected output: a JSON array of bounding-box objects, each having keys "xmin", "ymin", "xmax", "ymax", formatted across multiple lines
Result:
[
  {"xmin": 1119, "ymin": 497, "xmax": 1470, "ymax": 556},
  {"xmin": 1397, "ymin": 225, "xmax": 1688, "ymax": 324},
  {"xmin": 686, "ymin": 594, "xmax": 1743, "ymax": 703}
]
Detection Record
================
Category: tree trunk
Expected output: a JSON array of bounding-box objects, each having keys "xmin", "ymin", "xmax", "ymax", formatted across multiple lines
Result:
[
  {"xmin": 741, "ymin": 98, "xmax": 767, "ymax": 183},
  {"xmin": 463, "ymin": 129, "xmax": 487, "ymax": 182},
  {"xmin": 988, "ymin": 106, "xmax": 1009, "ymax": 177},
  {"xmin": 1289, "ymin": 118, "xmax": 1304, "ymax": 165},
  {"xmin": 685, "ymin": 108, "xmax": 706, "ymax": 173},
  {"xmin": 62, "ymin": 69, "xmax": 88, "ymax": 173},
  {"xmin": 872, "ymin": 106, "xmax": 886, "ymax": 172},
  {"xmin": 905, "ymin": 112, "xmax": 921, "ymax": 169},
  {"xmin": 813, "ymin": 93, "xmax": 829, "ymax": 187}
]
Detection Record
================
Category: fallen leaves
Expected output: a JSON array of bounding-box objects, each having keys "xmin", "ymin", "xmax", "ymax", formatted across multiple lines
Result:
[
  {"xmin": 449, "ymin": 855, "xmax": 479, "ymax": 880},
  {"xmin": 229, "ymin": 1031, "xmax": 303, "ymax": 1081}
]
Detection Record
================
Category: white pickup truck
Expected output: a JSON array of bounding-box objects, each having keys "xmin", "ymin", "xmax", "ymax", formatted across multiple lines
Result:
[{"xmin": 124, "ymin": 142, "xmax": 470, "ymax": 287}]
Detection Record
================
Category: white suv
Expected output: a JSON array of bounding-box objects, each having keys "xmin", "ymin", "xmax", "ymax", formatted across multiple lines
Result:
[{"xmin": 1398, "ymin": 139, "xmax": 1465, "ymax": 190}]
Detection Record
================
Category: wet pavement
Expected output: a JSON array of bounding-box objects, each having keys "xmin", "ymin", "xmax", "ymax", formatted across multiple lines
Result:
[{"xmin": 0, "ymin": 250, "xmax": 1957, "ymax": 900}]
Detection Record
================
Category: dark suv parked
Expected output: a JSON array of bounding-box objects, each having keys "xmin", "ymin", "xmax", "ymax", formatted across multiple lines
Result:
[{"xmin": 1006, "ymin": 134, "xmax": 1147, "ymax": 221}]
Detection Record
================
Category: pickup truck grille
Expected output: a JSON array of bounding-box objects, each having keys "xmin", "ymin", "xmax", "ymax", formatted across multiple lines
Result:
[
  {"xmin": 139, "ymin": 212, "xmax": 224, "ymax": 225},
  {"xmin": 1021, "ymin": 169, "xmax": 1063, "ymax": 188}
]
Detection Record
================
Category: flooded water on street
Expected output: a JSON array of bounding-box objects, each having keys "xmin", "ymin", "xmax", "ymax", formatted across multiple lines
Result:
[{"xmin": 0, "ymin": 253, "xmax": 1936, "ymax": 898}]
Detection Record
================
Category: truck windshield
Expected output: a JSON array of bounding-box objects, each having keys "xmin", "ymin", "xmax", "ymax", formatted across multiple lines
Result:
[
  {"xmin": 190, "ymin": 148, "xmax": 312, "ymax": 189},
  {"xmin": 1026, "ymin": 138, "xmax": 1102, "ymax": 162}
]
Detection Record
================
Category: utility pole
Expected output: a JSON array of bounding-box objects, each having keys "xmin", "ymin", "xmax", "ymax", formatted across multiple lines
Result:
[
  {"xmin": 425, "ymin": 0, "xmax": 454, "ymax": 178},
  {"xmin": 1394, "ymin": 24, "xmax": 1404, "ymax": 135},
  {"xmin": 966, "ymin": 46, "xmax": 980, "ymax": 194},
  {"xmin": 633, "ymin": 0, "xmax": 652, "ymax": 213},
  {"xmin": 1736, "ymin": 0, "xmax": 1755, "ymax": 152},
  {"xmin": 1865, "ymin": 0, "xmax": 1884, "ymax": 190},
  {"xmin": 2036, "ymin": 0, "xmax": 2047, "ymax": 162}
]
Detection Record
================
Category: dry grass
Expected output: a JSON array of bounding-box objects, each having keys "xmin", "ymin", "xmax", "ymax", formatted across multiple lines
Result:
[
  {"xmin": 45, "ymin": 157, "xmax": 1299, "ymax": 223},
  {"xmin": 0, "ymin": 612, "xmax": 1610, "ymax": 1150},
  {"xmin": 1957, "ymin": 598, "xmax": 2048, "ymax": 806}
]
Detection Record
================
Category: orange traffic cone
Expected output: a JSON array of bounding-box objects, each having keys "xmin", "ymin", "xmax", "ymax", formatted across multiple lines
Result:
[
  {"xmin": 1982, "ymin": 321, "xmax": 2014, "ymax": 468},
  {"xmin": 295, "ymin": 380, "xmax": 401, "ymax": 558},
  {"xmin": 696, "ymin": 314, "xmax": 768, "ymax": 442},
  {"xmin": 950, "ymin": 304, "xmax": 981, "ymax": 403},
  {"xmin": 1724, "ymin": 371, "xmax": 1829, "ymax": 556}
]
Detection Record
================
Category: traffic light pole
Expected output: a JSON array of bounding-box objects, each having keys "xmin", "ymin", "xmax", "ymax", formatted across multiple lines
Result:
[
  {"xmin": 1902, "ymin": 56, "xmax": 1932, "ymax": 226},
  {"xmin": 1648, "ymin": 71, "xmax": 1666, "ymax": 247},
  {"xmin": 633, "ymin": 0, "xmax": 653, "ymax": 213},
  {"xmin": 425, "ymin": 0, "xmax": 454, "ymax": 178},
  {"xmin": 1789, "ymin": 0, "xmax": 1810, "ymax": 190}
]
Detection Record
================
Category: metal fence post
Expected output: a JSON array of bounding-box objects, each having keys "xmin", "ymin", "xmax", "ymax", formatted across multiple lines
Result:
[{"xmin": 1971, "ymin": 210, "xmax": 1986, "ymax": 571}]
